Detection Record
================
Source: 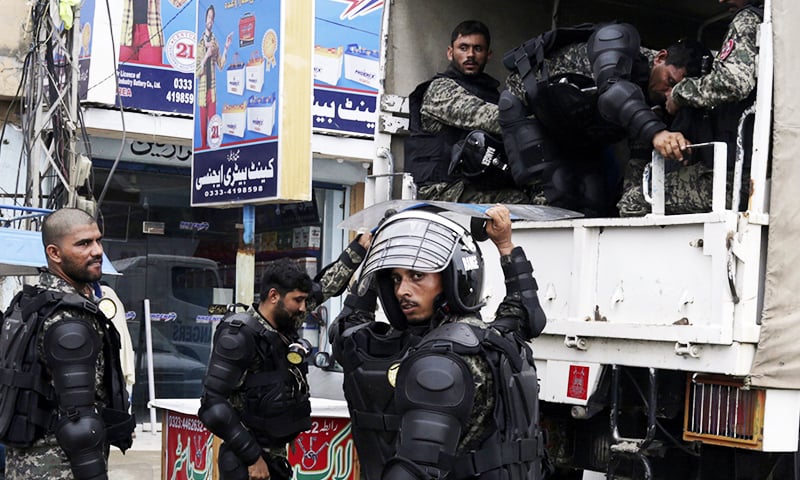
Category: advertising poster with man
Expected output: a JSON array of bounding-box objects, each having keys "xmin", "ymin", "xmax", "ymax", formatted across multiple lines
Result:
[
  {"xmin": 192, "ymin": 0, "xmax": 283, "ymax": 206},
  {"xmin": 313, "ymin": 0, "xmax": 384, "ymax": 137},
  {"xmin": 116, "ymin": 0, "xmax": 196, "ymax": 113}
]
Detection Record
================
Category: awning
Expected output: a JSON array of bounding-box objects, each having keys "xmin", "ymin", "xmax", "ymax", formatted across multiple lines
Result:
[{"xmin": 0, "ymin": 228, "xmax": 119, "ymax": 276}]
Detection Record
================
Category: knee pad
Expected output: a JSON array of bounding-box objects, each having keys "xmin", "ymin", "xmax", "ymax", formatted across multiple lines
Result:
[
  {"xmin": 587, "ymin": 23, "xmax": 640, "ymax": 89},
  {"xmin": 498, "ymin": 91, "xmax": 552, "ymax": 186}
]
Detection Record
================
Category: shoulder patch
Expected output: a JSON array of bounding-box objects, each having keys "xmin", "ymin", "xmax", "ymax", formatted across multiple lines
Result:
[{"xmin": 719, "ymin": 39, "xmax": 735, "ymax": 61}]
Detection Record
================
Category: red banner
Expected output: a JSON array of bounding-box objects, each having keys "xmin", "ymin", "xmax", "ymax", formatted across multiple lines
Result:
[
  {"xmin": 289, "ymin": 417, "xmax": 359, "ymax": 480},
  {"xmin": 161, "ymin": 409, "xmax": 357, "ymax": 479},
  {"xmin": 164, "ymin": 410, "xmax": 216, "ymax": 480}
]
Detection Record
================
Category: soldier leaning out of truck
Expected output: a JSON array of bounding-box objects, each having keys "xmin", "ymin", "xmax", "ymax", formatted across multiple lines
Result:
[
  {"xmin": 408, "ymin": 21, "xmax": 708, "ymax": 217},
  {"xmin": 617, "ymin": 0, "xmax": 763, "ymax": 216}
]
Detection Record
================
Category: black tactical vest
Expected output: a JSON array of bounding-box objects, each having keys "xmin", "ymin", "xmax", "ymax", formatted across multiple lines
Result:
[
  {"xmin": 224, "ymin": 313, "xmax": 312, "ymax": 447},
  {"xmin": 338, "ymin": 322, "xmax": 421, "ymax": 480},
  {"xmin": 0, "ymin": 285, "xmax": 134, "ymax": 450},
  {"xmin": 411, "ymin": 321, "xmax": 545, "ymax": 480},
  {"xmin": 405, "ymin": 68, "xmax": 501, "ymax": 187}
]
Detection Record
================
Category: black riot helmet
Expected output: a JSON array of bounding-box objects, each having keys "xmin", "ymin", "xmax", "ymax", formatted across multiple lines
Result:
[{"xmin": 357, "ymin": 209, "xmax": 485, "ymax": 330}]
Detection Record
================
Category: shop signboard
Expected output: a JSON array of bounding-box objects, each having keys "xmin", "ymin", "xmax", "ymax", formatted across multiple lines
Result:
[
  {"xmin": 155, "ymin": 398, "xmax": 357, "ymax": 480},
  {"xmin": 312, "ymin": 0, "xmax": 384, "ymax": 137},
  {"xmin": 115, "ymin": 0, "xmax": 197, "ymax": 114},
  {"xmin": 289, "ymin": 417, "xmax": 359, "ymax": 480},
  {"xmin": 192, "ymin": 0, "xmax": 313, "ymax": 206}
]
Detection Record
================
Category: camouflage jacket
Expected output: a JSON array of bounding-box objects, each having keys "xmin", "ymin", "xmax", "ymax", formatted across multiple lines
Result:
[
  {"xmin": 420, "ymin": 76, "xmax": 503, "ymax": 136},
  {"xmin": 310, "ymin": 236, "xmax": 368, "ymax": 311},
  {"xmin": 671, "ymin": 8, "xmax": 760, "ymax": 108}
]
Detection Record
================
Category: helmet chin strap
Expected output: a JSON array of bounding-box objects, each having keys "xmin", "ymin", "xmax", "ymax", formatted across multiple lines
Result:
[{"xmin": 430, "ymin": 294, "xmax": 451, "ymax": 327}]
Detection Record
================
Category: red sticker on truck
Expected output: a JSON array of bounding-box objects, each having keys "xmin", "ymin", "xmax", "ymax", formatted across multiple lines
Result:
[{"xmin": 567, "ymin": 365, "xmax": 590, "ymax": 400}]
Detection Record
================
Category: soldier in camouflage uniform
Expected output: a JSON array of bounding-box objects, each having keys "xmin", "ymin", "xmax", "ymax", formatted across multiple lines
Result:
[
  {"xmin": 197, "ymin": 236, "xmax": 368, "ymax": 480},
  {"xmin": 617, "ymin": 0, "xmax": 761, "ymax": 216},
  {"xmin": 331, "ymin": 206, "xmax": 548, "ymax": 479},
  {"xmin": 411, "ymin": 20, "xmax": 707, "ymax": 214},
  {"xmin": 500, "ymin": 26, "xmax": 709, "ymax": 215},
  {"xmin": 406, "ymin": 20, "xmax": 536, "ymax": 204},
  {"xmin": 5, "ymin": 208, "xmax": 133, "ymax": 480}
]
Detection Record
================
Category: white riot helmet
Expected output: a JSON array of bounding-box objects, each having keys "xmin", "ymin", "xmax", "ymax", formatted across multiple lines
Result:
[{"xmin": 358, "ymin": 209, "xmax": 485, "ymax": 329}]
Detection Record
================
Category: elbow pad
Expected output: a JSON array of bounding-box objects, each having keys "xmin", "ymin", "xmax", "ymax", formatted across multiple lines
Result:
[
  {"xmin": 198, "ymin": 400, "xmax": 262, "ymax": 466},
  {"xmin": 502, "ymin": 247, "xmax": 546, "ymax": 339},
  {"xmin": 198, "ymin": 321, "xmax": 262, "ymax": 465},
  {"xmin": 597, "ymin": 80, "xmax": 665, "ymax": 143},
  {"xmin": 329, "ymin": 288, "xmax": 377, "ymax": 342},
  {"xmin": 55, "ymin": 410, "xmax": 107, "ymax": 480},
  {"xmin": 343, "ymin": 287, "xmax": 378, "ymax": 317}
]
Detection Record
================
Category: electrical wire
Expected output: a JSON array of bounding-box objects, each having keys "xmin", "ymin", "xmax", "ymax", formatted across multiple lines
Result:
[{"xmin": 94, "ymin": 0, "xmax": 127, "ymax": 215}]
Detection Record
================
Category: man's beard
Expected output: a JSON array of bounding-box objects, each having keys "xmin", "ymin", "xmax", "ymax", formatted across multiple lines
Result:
[
  {"xmin": 62, "ymin": 256, "xmax": 103, "ymax": 284},
  {"xmin": 273, "ymin": 299, "xmax": 303, "ymax": 331}
]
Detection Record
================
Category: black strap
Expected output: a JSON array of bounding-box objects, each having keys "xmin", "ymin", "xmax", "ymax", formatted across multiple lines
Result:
[
  {"xmin": 512, "ymin": 37, "xmax": 548, "ymax": 105},
  {"xmin": 350, "ymin": 410, "xmax": 401, "ymax": 432},
  {"xmin": 477, "ymin": 328, "xmax": 524, "ymax": 373},
  {"xmin": 244, "ymin": 369, "xmax": 291, "ymax": 387},
  {"xmin": 453, "ymin": 438, "xmax": 540, "ymax": 478},
  {"xmin": 102, "ymin": 407, "xmax": 135, "ymax": 446}
]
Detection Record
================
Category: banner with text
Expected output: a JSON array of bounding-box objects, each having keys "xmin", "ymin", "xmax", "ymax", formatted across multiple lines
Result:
[
  {"xmin": 192, "ymin": 0, "xmax": 282, "ymax": 206},
  {"xmin": 78, "ymin": 0, "xmax": 97, "ymax": 99},
  {"xmin": 116, "ymin": 0, "xmax": 197, "ymax": 114},
  {"xmin": 313, "ymin": 0, "xmax": 384, "ymax": 138}
]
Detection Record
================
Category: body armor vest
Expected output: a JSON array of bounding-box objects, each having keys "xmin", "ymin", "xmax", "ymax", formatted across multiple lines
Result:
[
  {"xmin": 338, "ymin": 322, "xmax": 421, "ymax": 480},
  {"xmin": 0, "ymin": 285, "xmax": 134, "ymax": 450},
  {"xmin": 405, "ymin": 68, "xmax": 501, "ymax": 187},
  {"xmin": 410, "ymin": 321, "xmax": 545, "ymax": 480},
  {"xmin": 225, "ymin": 313, "xmax": 312, "ymax": 446},
  {"xmin": 504, "ymin": 23, "xmax": 648, "ymax": 151}
]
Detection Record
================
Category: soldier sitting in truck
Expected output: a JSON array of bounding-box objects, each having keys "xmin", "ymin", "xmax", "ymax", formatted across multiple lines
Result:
[
  {"xmin": 406, "ymin": 20, "xmax": 536, "ymax": 206},
  {"xmin": 617, "ymin": 0, "xmax": 762, "ymax": 216},
  {"xmin": 410, "ymin": 21, "xmax": 708, "ymax": 217}
]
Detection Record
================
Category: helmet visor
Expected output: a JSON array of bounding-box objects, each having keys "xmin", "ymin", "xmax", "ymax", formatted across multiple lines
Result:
[{"xmin": 358, "ymin": 212, "xmax": 463, "ymax": 294}]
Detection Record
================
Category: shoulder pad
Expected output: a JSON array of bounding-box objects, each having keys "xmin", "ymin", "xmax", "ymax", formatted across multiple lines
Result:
[{"xmin": 422, "ymin": 322, "xmax": 480, "ymax": 348}]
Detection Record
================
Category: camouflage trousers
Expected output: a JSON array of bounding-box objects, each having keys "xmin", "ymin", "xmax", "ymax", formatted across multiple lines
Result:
[
  {"xmin": 617, "ymin": 158, "xmax": 724, "ymax": 217},
  {"xmin": 418, "ymin": 179, "xmax": 547, "ymax": 205},
  {"xmin": 6, "ymin": 444, "xmax": 72, "ymax": 480}
]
